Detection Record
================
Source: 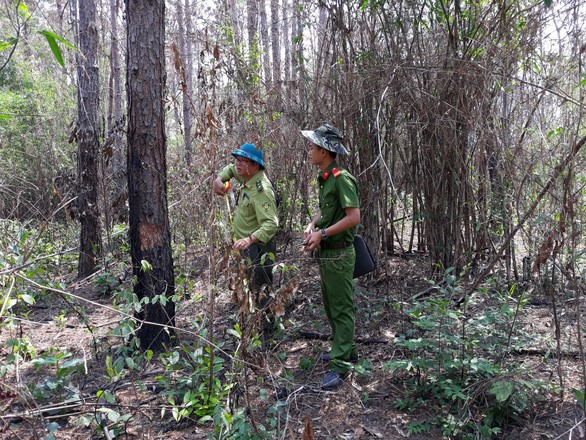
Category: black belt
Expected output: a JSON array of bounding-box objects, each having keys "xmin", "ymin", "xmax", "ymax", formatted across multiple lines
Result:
[{"xmin": 320, "ymin": 241, "xmax": 352, "ymax": 250}]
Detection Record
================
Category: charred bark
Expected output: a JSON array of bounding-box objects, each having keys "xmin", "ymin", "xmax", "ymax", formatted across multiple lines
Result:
[
  {"xmin": 76, "ymin": 0, "xmax": 102, "ymax": 279},
  {"xmin": 126, "ymin": 0, "xmax": 175, "ymax": 351}
]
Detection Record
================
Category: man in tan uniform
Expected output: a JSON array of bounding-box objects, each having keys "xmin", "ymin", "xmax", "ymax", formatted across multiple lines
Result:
[{"xmin": 213, "ymin": 143, "xmax": 278, "ymax": 328}]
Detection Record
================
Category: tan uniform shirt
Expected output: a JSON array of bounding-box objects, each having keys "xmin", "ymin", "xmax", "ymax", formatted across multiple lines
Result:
[{"xmin": 219, "ymin": 164, "xmax": 278, "ymax": 244}]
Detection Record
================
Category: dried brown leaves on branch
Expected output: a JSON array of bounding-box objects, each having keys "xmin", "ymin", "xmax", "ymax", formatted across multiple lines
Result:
[
  {"xmin": 302, "ymin": 415, "xmax": 315, "ymax": 440},
  {"xmin": 270, "ymin": 280, "xmax": 299, "ymax": 317},
  {"xmin": 532, "ymin": 234, "xmax": 554, "ymax": 275},
  {"xmin": 228, "ymin": 252, "xmax": 250, "ymax": 317}
]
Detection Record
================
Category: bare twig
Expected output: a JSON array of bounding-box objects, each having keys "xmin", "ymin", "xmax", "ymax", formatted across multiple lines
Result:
[
  {"xmin": 0, "ymin": 248, "xmax": 76, "ymax": 276},
  {"xmin": 460, "ymin": 135, "xmax": 586, "ymax": 301},
  {"xmin": 552, "ymin": 418, "xmax": 586, "ymax": 440}
]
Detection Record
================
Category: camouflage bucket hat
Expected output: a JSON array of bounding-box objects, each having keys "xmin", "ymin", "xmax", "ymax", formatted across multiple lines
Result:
[{"xmin": 301, "ymin": 123, "xmax": 349, "ymax": 155}]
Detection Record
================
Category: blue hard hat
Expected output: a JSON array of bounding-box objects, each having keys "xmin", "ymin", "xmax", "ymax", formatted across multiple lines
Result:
[{"xmin": 231, "ymin": 143, "xmax": 265, "ymax": 169}]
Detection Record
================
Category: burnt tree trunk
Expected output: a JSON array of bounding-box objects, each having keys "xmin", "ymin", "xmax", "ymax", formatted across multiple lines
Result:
[
  {"xmin": 76, "ymin": 0, "xmax": 102, "ymax": 279},
  {"xmin": 126, "ymin": 0, "xmax": 175, "ymax": 351}
]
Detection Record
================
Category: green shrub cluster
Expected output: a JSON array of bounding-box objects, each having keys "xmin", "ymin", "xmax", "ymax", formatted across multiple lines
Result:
[{"xmin": 386, "ymin": 272, "xmax": 554, "ymax": 438}]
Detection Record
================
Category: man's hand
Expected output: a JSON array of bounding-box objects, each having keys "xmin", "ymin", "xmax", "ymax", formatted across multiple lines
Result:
[
  {"xmin": 303, "ymin": 230, "xmax": 321, "ymax": 252},
  {"xmin": 234, "ymin": 236, "xmax": 254, "ymax": 251},
  {"xmin": 303, "ymin": 222, "xmax": 318, "ymax": 252},
  {"xmin": 303, "ymin": 222, "xmax": 316, "ymax": 241},
  {"xmin": 213, "ymin": 176, "xmax": 227, "ymax": 196}
]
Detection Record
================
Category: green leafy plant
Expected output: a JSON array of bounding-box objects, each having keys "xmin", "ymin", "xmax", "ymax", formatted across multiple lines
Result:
[
  {"xmin": 156, "ymin": 340, "xmax": 232, "ymax": 422},
  {"xmin": 91, "ymin": 349, "xmax": 141, "ymax": 438},
  {"xmin": 30, "ymin": 350, "xmax": 85, "ymax": 401},
  {"xmin": 573, "ymin": 388, "xmax": 585, "ymax": 410},
  {"xmin": 405, "ymin": 420, "xmax": 431, "ymax": 435},
  {"xmin": 385, "ymin": 270, "xmax": 553, "ymax": 438},
  {"xmin": 394, "ymin": 397, "xmax": 423, "ymax": 412},
  {"xmin": 77, "ymin": 389, "xmax": 134, "ymax": 439},
  {"xmin": 298, "ymin": 357, "xmax": 314, "ymax": 371},
  {"xmin": 95, "ymin": 407, "xmax": 134, "ymax": 438},
  {"xmin": 212, "ymin": 405, "xmax": 276, "ymax": 440},
  {"xmin": 6, "ymin": 336, "xmax": 36, "ymax": 360},
  {"xmin": 110, "ymin": 284, "xmax": 142, "ymax": 343}
]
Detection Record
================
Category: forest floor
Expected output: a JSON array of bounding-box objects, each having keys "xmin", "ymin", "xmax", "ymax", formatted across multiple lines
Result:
[{"xmin": 1, "ymin": 237, "xmax": 585, "ymax": 439}]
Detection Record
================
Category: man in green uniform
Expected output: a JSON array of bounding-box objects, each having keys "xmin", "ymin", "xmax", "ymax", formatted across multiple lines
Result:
[
  {"xmin": 213, "ymin": 143, "xmax": 279, "ymax": 317},
  {"xmin": 301, "ymin": 124, "xmax": 361, "ymax": 390}
]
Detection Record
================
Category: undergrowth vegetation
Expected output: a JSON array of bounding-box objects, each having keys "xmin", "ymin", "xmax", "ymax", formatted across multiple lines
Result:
[
  {"xmin": 1, "ymin": 220, "xmax": 585, "ymax": 439},
  {"xmin": 387, "ymin": 272, "xmax": 555, "ymax": 438},
  {"xmin": 0, "ymin": 220, "xmax": 289, "ymax": 438}
]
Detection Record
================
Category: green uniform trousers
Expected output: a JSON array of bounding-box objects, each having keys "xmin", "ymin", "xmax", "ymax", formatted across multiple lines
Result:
[{"xmin": 318, "ymin": 245, "xmax": 357, "ymax": 373}]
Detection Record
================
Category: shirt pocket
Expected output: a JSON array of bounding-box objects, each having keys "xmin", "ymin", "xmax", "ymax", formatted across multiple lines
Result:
[
  {"xmin": 320, "ymin": 192, "xmax": 338, "ymax": 225},
  {"xmin": 322, "ymin": 191, "xmax": 337, "ymax": 209},
  {"xmin": 240, "ymin": 197, "xmax": 255, "ymax": 217}
]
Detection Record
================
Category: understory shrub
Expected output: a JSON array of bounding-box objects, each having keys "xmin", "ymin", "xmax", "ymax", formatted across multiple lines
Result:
[{"xmin": 386, "ymin": 271, "xmax": 554, "ymax": 438}]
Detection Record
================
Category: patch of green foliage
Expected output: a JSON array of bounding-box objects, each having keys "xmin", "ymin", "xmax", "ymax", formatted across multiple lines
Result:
[
  {"xmin": 157, "ymin": 340, "xmax": 232, "ymax": 422},
  {"xmin": 0, "ymin": 220, "xmax": 292, "ymax": 439},
  {"xmin": 385, "ymin": 269, "xmax": 554, "ymax": 439}
]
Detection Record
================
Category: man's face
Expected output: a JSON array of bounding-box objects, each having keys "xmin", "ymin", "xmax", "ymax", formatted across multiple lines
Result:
[
  {"xmin": 235, "ymin": 156, "xmax": 258, "ymax": 179},
  {"xmin": 307, "ymin": 142, "xmax": 324, "ymax": 166}
]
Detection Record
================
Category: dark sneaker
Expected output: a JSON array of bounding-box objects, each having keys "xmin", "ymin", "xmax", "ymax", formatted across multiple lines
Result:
[
  {"xmin": 319, "ymin": 352, "xmax": 358, "ymax": 363},
  {"xmin": 321, "ymin": 370, "xmax": 345, "ymax": 390}
]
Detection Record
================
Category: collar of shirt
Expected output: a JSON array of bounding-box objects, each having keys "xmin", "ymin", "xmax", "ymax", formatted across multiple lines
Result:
[
  {"xmin": 243, "ymin": 169, "xmax": 265, "ymax": 189},
  {"xmin": 318, "ymin": 161, "xmax": 339, "ymax": 182}
]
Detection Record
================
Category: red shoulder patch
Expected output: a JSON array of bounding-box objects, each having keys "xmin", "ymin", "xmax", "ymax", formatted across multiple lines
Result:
[
  {"xmin": 332, "ymin": 168, "xmax": 342, "ymax": 178},
  {"xmin": 321, "ymin": 171, "xmax": 330, "ymax": 180}
]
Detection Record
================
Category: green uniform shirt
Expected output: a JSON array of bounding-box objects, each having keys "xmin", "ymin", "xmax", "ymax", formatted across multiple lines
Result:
[
  {"xmin": 219, "ymin": 164, "xmax": 278, "ymax": 244},
  {"xmin": 316, "ymin": 161, "xmax": 359, "ymax": 244}
]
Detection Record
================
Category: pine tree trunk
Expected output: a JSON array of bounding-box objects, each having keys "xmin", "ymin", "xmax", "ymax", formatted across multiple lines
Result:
[
  {"xmin": 126, "ymin": 0, "xmax": 176, "ymax": 351},
  {"xmin": 108, "ymin": 0, "xmax": 127, "ymax": 223},
  {"xmin": 292, "ymin": 0, "xmax": 305, "ymax": 104},
  {"xmin": 76, "ymin": 0, "xmax": 102, "ymax": 279},
  {"xmin": 228, "ymin": 0, "xmax": 242, "ymax": 48},
  {"xmin": 246, "ymin": 0, "xmax": 258, "ymax": 50},
  {"xmin": 176, "ymin": 0, "xmax": 193, "ymax": 165},
  {"xmin": 282, "ymin": 0, "xmax": 291, "ymax": 106},
  {"xmin": 270, "ymin": 0, "xmax": 280, "ymax": 94},
  {"xmin": 184, "ymin": 0, "xmax": 194, "ymax": 134},
  {"xmin": 259, "ymin": 0, "xmax": 271, "ymax": 91}
]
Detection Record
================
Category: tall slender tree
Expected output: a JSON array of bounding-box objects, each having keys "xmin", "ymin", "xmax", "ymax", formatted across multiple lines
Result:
[
  {"xmin": 282, "ymin": 0, "xmax": 291, "ymax": 105},
  {"xmin": 259, "ymin": 0, "xmax": 271, "ymax": 90},
  {"xmin": 184, "ymin": 0, "xmax": 194, "ymax": 152},
  {"xmin": 176, "ymin": 0, "xmax": 193, "ymax": 165},
  {"xmin": 126, "ymin": 0, "xmax": 175, "ymax": 351},
  {"xmin": 270, "ymin": 0, "xmax": 280, "ymax": 93},
  {"xmin": 246, "ymin": 0, "xmax": 258, "ymax": 51},
  {"xmin": 76, "ymin": 0, "xmax": 102, "ymax": 278},
  {"xmin": 108, "ymin": 0, "xmax": 127, "ymax": 223}
]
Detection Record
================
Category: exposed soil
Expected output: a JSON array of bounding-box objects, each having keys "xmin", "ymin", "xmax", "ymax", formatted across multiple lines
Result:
[{"xmin": 1, "ymin": 239, "xmax": 585, "ymax": 439}]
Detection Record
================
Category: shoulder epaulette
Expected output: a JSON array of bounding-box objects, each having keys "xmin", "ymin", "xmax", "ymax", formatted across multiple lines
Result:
[{"xmin": 332, "ymin": 168, "xmax": 342, "ymax": 178}]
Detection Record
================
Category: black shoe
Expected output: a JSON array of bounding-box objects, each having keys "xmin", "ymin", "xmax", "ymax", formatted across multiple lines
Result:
[
  {"xmin": 321, "ymin": 370, "xmax": 345, "ymax": 390},
  {"xmin": 319, "ymin": 352, "xmax": 358, "ymax": 363}
]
